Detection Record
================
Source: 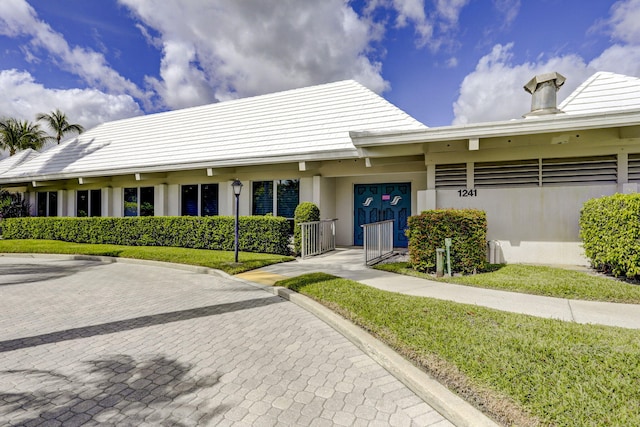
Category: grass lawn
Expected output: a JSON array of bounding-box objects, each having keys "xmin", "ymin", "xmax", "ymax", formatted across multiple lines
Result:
[
  {"xmin": 0, "ymin": 239, "xmax": 293, "ymax": 274},
  {"xmin": 277, "ymin": 272, "xmax": 640, "ymax": 427},
  {"xmin": 374, "ymin": 262, "xmax": 640, "ymax": 304}
]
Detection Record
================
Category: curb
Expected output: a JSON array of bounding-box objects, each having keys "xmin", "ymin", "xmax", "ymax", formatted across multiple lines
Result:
[{"xmin": 234, "ymin": 277, "xmax": 500, "ymax": 427}]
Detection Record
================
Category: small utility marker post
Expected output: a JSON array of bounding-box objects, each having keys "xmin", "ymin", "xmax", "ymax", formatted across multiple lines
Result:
[{"xmin": 444, "ymin": 238, "xmax": 452, "ymax": 277}]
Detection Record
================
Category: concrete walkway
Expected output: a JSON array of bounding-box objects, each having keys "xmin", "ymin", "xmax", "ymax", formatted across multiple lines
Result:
[{"xmin": 237, "ymin": 248, "xmax": 640, "ymax": 330}]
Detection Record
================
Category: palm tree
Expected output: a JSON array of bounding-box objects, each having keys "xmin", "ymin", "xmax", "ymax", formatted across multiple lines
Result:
[
  {"xmin": 0, "ymin": 118, "xmax": 48, "ymax": 156},
  {"xmin": 36, "ymin": 109, "xmax": 84, "ymax": 144}
]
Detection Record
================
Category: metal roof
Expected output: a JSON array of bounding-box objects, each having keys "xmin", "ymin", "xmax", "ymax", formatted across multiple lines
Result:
[
  {"xmin": 353, "ymin": 72, "xmax": 640, "ymax": 148},
  {"xmin": 0, "ymin": 80, "xmax": 426, "ymax": 182},
  {"xmin": 0, "ymin": 149, "xmax": 39, "ymax": 176},
  {"xmin": 560, "ymin": 71, "xmax": 640, "ymax": 114}
]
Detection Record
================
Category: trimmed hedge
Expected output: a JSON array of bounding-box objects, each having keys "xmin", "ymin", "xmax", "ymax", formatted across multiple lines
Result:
[
  {"xmin": 580, "ymin": 193, "xmax": 640, "ymax": 278},
  {"xmin": 293, "ymin": 202, "xmax": 320, "ymax": 255},
  {"xmin": 2, "ymin": 216, "xmax": 291, "ymax": 255},
  {"xmin": 407, "ymin": 209, "xmax": 487, "ymax": 274}
]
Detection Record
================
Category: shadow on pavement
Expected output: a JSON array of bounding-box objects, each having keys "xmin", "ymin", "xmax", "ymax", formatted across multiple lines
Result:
[
  {"xmin": 0, "ymin": 261, "xmax": 103, "ymax": 286},
  {"xmin": 0, "ymin": 354, "xmax": 227, "ymax": 425},
  {"xmin": 0, "ymin": 295, "xmax": 283, "ymax": 353}
]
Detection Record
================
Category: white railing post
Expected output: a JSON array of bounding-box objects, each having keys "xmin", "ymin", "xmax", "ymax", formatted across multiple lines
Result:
[
  {"xmin": 299, "ymin": 219, "xmax": 338, "ymax": 259},
  {"xmin": 362, "ymin": 219, "xmax": 395, "ymax": 265}
]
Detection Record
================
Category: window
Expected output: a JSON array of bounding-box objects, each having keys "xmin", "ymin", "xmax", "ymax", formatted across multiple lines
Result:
[
  {"xmin": 180, "ymin": 184, "xmax": 218, "ymax": 216},
  {"xmin": 77, "ymin": 189, "xmax": 102, "ymax": 217},
  {"xmin": 124, "ymin": 187, "xmax": 154, "ymax": 217},
  {"xmin": 276, "ymin": 180, "xmax": 299, "ymax": 219},
  {"xmin": 36, "ymin": 191, "xmax": 58, "ymax": 217},
  {"xmin": 252, "ymin": 181, "xmax": 274, "ymax": 215},
  {"xmin": 252, "ymin": 179, "xmax": 299, "ymax": 219}
]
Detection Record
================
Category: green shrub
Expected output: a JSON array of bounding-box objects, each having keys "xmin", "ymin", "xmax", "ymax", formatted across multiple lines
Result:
[
  {"xmin": 293, "ymin": 202, "xmax": 320, "ymax": 255},
  {"xmin": 407, "ymin": 209, "xmax": 487, "ymax": 274},
  {"xmin": 0, "ymin": 190, "xmax": 30, "ymax": 219},
  {"xmin": 580, "ymin": 193, "xmax": 640, "ymax": 278},
  {"xmin": 2, "ymin": 216, "xmax": 291, "ymax": 255}
]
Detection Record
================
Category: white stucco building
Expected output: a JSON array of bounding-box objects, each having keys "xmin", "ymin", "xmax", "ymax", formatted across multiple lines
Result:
[{"xmin": 2, "ymin": 72, "xmax": 640, "ymax": 265}]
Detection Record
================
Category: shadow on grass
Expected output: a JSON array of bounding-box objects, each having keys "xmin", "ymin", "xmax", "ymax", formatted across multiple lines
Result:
[{"xmin": 276, "ymin": 272, "xmax": 336, "ymax": 292}]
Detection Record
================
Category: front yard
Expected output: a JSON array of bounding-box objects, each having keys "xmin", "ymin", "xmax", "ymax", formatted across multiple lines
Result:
[{"xmin": 277, "ymin": 272, "xmax": 640, "ymax": 426}]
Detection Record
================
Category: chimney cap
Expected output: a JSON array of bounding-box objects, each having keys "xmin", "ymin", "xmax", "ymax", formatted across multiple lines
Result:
[{"xmin": 524, "ymin": 72, "xmax": 566, "ymax": 94}]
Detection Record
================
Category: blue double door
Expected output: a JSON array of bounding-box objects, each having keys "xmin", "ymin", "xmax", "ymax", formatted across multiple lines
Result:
[{"xmin": 354, "ymin": 183, "xmax": 411, "ymax": 248}]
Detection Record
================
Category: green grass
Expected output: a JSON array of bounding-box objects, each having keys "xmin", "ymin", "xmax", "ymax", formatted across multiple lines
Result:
[
  {"xmin": 374, "ymin": 262, "xmax": 640, "ymax": 304},
  {"xmin": 277, "ymin": 273, "xmax": 640, "ymax": 427},
  {"xmin": 0, "ymin": 239, "xmax": 293, "ymax": 274}
]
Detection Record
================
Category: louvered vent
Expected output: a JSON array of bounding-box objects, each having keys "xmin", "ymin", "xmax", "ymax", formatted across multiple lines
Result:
[
  {"xmin": 474, "ymin": 159, "xmax": 539, "ymax": 187},
  {"xmin": 435, "ymin": 163, "xmax": 467, "ymax": 188},
  {"xmin": 628, "ymin": 153, "xmax": 640, "ymax": 182},
  {"xmin": 542, "ymin": 155, "xmax": 617, "ymax": 185}
]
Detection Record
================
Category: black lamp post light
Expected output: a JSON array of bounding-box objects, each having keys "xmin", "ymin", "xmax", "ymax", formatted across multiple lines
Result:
[{"xmin": 232, "ymin": 179, "xmax": 243, "ymax": 263}]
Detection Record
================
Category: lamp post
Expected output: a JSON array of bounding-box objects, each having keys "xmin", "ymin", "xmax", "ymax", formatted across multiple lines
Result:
[{"xmin": 232, "ymin": 179, "xmax": 243, "ymax": 263}]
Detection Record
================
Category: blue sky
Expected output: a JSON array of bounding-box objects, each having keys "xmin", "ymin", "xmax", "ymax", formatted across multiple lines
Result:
[{"xmin": 0, "ymin": 0, "xmax": 638, "ymax": 132}]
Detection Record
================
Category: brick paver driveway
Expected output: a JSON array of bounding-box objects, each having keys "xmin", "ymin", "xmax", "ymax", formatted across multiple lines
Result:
[{"xmin": 0, "ymin": 256, "xmax": 451, "ymax": 426}]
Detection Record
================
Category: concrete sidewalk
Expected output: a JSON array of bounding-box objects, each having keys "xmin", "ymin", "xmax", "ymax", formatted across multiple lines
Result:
[{"xmin": 236, "ymin": 247, "xmax": 640, "ymax": 330}]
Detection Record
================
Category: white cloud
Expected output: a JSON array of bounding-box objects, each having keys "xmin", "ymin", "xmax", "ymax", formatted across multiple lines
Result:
[
  {"xmin": 0, "ymin": 69, "xmax": 142, "ymax": 130},
  {"xmin": 607, "ymin": 0, "xmax": 640, "ymax": 44},
  {"xmin": 452, "ymin": 0, "xmax": 640, "ymax": 125},
  {"xmin": 493, "ymin": 0, "xmax": 520, "ymax": 27},
  {"xmin": 0, "ymin": 0, "xmax": 150, "ymax": 106},
  {"xmin": 120, "ymin": 0, "xmax": 388, "ymax": 109}
]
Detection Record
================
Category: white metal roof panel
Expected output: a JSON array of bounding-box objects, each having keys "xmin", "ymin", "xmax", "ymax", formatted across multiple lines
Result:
[
  {"xmin": 560, "ymin": 72, "xmax": 640, "ymax": 114},
  {"xmin": 0, "ymin": 149, "xmax": 39, "ymax": 175},
  {"xmin": 2, "ymin": 80, "xmax": 426, "ymax": 181}
]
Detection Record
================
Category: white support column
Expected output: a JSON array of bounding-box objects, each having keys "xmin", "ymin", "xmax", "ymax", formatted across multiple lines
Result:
[
  {"xmin": 312, "ymin": 175, "xmax": 321, "ymax": 207},
  {"xmin": 417, "ymin": 189, "xmax": 436, "ymax": 211},
  {"xmin": 155, "ymin": 184, "xmax": 168, "ymax": 216},
  {"xmin": 618, "ymin": 152, "xmax": 628, "ymax": 184},
  {"xmin": 101, "ymin": 188, "xmax": 112, "ymax": 217},
  {"xmin": 111, "ymin": 187, "xmax": 123, "ymax": 217},
  {"xmin": 426, "ymin": 164, "xmax": 436, "ymax": 190},
  {"xmin": 167, "ymin": 184, "xmax": 180, "ymax": 216},
  {"xmin": 67, "ymin": 190, "xmax": 76, "ymax": 217},
  {"xmin": 57, "ymin": 190, "xmax": 67, "ymax": 217},
  {"xmin": 29, "ymin": 191, "xmax": 37, "ymax": 216}
]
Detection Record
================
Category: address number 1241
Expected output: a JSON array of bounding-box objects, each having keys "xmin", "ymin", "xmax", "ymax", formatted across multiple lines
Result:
[{"xmin": 458, "ymin": 189, "xmax": 477, "ymax": 197}]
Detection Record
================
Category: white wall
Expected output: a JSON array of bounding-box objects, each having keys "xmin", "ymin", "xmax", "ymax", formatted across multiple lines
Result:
[{"xmin": 433, "ymin": 184, "xmax": 618, "ymax": 265}]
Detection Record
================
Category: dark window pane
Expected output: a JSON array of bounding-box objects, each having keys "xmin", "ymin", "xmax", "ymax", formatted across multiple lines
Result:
[
  {"xmin": 77, "ymin": 190, "xmax": 89, "ymax": 217},
  {"xmin": 124, "ymin": 188, "xmax": 138, "ymax": 217},
  {"xmin": 252, "ymin": 181, "xmax": 273, "ymax": 215},
  {"xmin": 277, "ymin": 179, "xmax": 299, "ymax": 219},
  {"xmin": 181, "ymin": 185, "xmax": 198, "ymax": 216},
  {"xmin": 140, "ymin": 187, "xmax": 154, "ymax": 216},
  {"xmin": 48, "ymin": 192, "xmax": 58, "ymax": 217},
  {"xmin": 37, "ymin": 192, "xmax": 47, "ymax": 217},
  {"xmin": 201, "ymin": 184, "xmax": 218, "ymax": 216},
  {"xmin": 90, "ymin": 189, "xmax": 102, "ymax": 217}
]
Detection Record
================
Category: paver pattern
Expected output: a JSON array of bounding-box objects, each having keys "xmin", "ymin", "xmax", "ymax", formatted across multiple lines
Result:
[{"xmin": 0, "ymin": 256, "xmax": 452, "ymax": 426}]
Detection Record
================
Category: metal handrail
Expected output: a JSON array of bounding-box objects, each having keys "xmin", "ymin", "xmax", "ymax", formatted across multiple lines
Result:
[
  {"xmin": 300, "ymin": 219, "xmax": 337, "ymax": 259},
  {"xmin": 362, "ymin": 219, "xmax": 394, "ymax": 265}
]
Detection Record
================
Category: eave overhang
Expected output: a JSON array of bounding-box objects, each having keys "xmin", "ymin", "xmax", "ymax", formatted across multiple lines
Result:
[{"xmin": 350, "ymin": 109, "xmax": 640, "ymax": 148}]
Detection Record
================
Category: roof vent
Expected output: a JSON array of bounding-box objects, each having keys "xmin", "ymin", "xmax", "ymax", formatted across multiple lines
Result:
[{"xmin": 523, "ymin": 72, "xmax": 566, "ymax": 117}]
